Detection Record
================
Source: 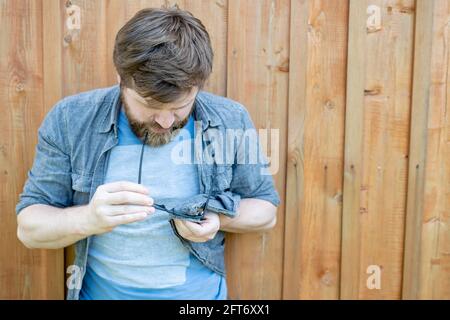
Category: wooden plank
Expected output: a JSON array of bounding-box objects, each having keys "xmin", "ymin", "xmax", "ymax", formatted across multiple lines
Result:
[
  {"xmin": 342, "ymin": 0, "xmax": 415, "ymax": 299},
  {"xmin": 359, "ymin": 0, "xmax": 415, "ymax": 299},
  {"xmin": 60, "ymin": 0, "xmax": 108, "ymax": 95},
  {"xmin": 283, "ymin": 0, "xmax": 309, "ymax": 299},
  {"xmin": 421, "ymin": 0, "xmax": 450, "ymax": 299},
  {"xmin": 340, "ymin": 0, "xmax": 368, "ymax": 299},
  {"xmin": 0, "ymin": 0, "xmax": 64, "ymax": 299},
  {"xmin": 43, "ymin": 0, "xmax": 63, "ymax": 108},
  {"xmin": 283, "ymin": 0, "xmax": 349, "ymax": 299},
  {"xmin": 402, "ymin": 0, "xmax": 434, "ymax": 300},
  {"xmin": 404, "ymin": 0, "xmax": 450, "ymax": 300},
  {"xmin": 226, "ymin": 0, "xmax": 289, "ymax": 299}
]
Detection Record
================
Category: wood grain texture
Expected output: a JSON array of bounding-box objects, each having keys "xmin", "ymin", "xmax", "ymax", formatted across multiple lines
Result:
[
  {"xmin": 283, "ymin": 0, "xmax": 348, "ymax": 299},
  {"xmin": 342, "ymin": 0, "xmax": 415, "ymax": 299},
  {"xmin": 341, "ymin": 0, "xmax": 368, "ymax": 299},
  {"xmin": 60, "ymin": 0, "xmax": 109, "ymax": 95},
  {"xmin": 419, "ymin": 0, "xmax": 450, "ymax": 299},
  {"xmin": 403, "ymin": 0, "xmax": 450, "ymax": 300},
  {"xmin": 0, "ymin": 0, "xmax": 64, "ymax": 299},
  {"xmin": 226, "ymin": 0, "xmax": 289, "ymax": 299},
  {"xmin": 402, "ymin": 0, "xmax": 434, "ymax": 300}
]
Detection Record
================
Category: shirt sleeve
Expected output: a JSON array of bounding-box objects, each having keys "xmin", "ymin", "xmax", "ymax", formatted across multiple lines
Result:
[
  {"xmin": 15, "ymin": 103, "xmax": 74, "ymax": 215},
  {"xmin": 229, "ymin": 105, "xmax": 281, "ymax": 207}
]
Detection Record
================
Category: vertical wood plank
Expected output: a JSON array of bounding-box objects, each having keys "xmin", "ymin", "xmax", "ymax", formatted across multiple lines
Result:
[
  {"xmin": 283, "ymin": 0, "xmax": 349, "ymax": 299},
  {"xmin": 420, "ymin": 0, "xmax": 450, "ymax": 299},
  {"xmin": 43, "ymin": 0, "xmax": 63, "ymax": 109},
  {"xmin": 0, "ymin": 0, "xmax": 64, "ymax": 299},
  {"xmin": 404, "ymin": 0, "xmax": 450, "ymax": 300},
  {"xmin": 341, "ymin": 0, "xmax": 367, "ymax": 299},
  {"xmin": 60, "ymin": 0, "xmax": 108, "ymax": 95},
  {"xmin": 226, "ymin": 0, "xmax": 289, "ymax": 299},
  {"xmin": 342, "ymin": 0, "xmax": 415, "ymax": 299},
  {"xmin": 402, "ymin": 0, "xmax": 434, "ymax": 300}
]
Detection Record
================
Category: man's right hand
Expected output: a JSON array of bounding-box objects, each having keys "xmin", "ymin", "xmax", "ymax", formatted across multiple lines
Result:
[{"xmin": 82, "ymin": 181, "xmax": 155, "ymax": 235}]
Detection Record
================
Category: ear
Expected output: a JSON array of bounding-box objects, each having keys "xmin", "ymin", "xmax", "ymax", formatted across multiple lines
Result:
[{"xmin": 116, "ymin": 74, "xmax": 121, "ymax": 84}]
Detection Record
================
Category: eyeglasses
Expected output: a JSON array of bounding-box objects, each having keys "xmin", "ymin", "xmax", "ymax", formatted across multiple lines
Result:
[{"xmin": 137, "ymin": 130, "xmax": 213, "ymax": 220}]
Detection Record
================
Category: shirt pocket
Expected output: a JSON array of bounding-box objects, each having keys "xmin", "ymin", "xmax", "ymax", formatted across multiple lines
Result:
[{"xmin": 71, "ymin": 172, "xmax": 93, "ymax": 205}]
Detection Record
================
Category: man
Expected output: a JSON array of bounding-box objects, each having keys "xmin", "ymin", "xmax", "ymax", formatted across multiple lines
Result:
[{"xmin": 16, "ymin": 7, "xmax": 280, "ymax": 300}]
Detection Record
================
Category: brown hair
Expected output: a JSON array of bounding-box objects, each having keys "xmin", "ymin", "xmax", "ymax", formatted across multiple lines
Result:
[{"xmin": 113, "ymin": 6, "xmax": 213, "ymax": 103}]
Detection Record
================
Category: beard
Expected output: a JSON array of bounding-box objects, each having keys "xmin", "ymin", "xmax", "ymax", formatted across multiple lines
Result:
[{"xmin": 119, "ymin": 89, "xmax": 194, "ymax": 147}]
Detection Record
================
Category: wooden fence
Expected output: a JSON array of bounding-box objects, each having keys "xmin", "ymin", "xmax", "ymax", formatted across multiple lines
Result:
[{"xmin": 0, "ymin": 0, "xmax": 448, "ymax": 299}]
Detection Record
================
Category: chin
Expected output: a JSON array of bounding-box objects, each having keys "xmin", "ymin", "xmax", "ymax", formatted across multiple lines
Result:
[{"xmin": 145, "ymin": 131, "xmax": 174, "ymax": 147}]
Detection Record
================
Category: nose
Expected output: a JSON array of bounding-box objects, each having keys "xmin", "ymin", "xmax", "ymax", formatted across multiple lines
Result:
[{"xmin": 154, "ymin": 111, "xmax": 175, "ymax": 129}]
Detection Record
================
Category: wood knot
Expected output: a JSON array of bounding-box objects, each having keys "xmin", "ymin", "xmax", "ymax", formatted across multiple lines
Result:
[
  {"xmin": 15, "ymin": 83, "xmax": 25, "ymax": 92},
  {"xmin": 325, "ymin": 100, "xmax": 335, "ymax": 110},
  {"xmin": 277, "ymin": 58, "xmax": 289, "ymax": 73},
  {"xmin": 334, "ymin": 192, "xmax": 343, "ymax": 203},
  {"xmin": 64, "ymin": 34, "xmax": 72, "ymax": 44},
  {"xmin": 364, "ymin": 86, "xmax": 382, "ymax": 96},
  {"xmin": 290, "ymin": 149, "xmax": 300, "ymax": 167}
]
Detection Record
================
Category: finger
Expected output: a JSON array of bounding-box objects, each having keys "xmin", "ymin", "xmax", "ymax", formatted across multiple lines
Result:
[
  {"xmin": 102, "ymin": 181, "xmax": 149, "ymax": 195},
  {"xmin": 108, "ymin": 212, "xmax": 148, "ymax": 226},
  {"xmin": 173, "ymin": 220, "xmax": 212, "ymax": 242},
  {"xmin": 104, "ymin": 205, "xmax": 155, "ymax": 216},
  {"xmin": 174, "ymin": 219, "xmax": 194, "ymax": 237},
  {"xmin": 182, "ymin": 220, "xmax": 214, "ymax": 237},
  {"xmin": 107, "ymin": 191, "xmax": 154, "ymax": 206}
]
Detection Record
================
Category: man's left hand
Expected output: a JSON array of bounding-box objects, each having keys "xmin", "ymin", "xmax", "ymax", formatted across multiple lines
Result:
[{"xmin": 173, "ymin": 212, "xmax": 220, "ymax": 242}]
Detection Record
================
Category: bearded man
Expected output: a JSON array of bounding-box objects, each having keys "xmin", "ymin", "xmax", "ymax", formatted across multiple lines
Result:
[{"xmin": 16, "ymin": 6, "xmax": 280, "ymax": 300}]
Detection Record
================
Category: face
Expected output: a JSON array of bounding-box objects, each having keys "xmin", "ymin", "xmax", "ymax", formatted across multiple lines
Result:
[{"xmin": 119, "ymin": 84, "xmax": 198, "ymax": 147}]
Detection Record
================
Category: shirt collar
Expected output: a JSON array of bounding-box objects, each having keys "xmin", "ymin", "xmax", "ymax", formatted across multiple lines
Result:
[
  {"xmin": 97, "ymin": 85, "xmax": 121, "ymax": 135},
  {"xmin": 192, "ymin": 92, "xmax": 221, "ymax": 132}
]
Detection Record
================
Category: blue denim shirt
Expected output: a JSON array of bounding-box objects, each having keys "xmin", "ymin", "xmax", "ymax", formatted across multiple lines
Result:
[{"xmin": 15, "ymin": 85, "xmax": 280, "ymax": 300}]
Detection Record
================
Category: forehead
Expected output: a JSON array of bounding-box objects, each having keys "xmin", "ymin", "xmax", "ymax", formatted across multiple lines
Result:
[{"xmin": 126, "ymin": 86, "xmax": 198, "ymax": 109}]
